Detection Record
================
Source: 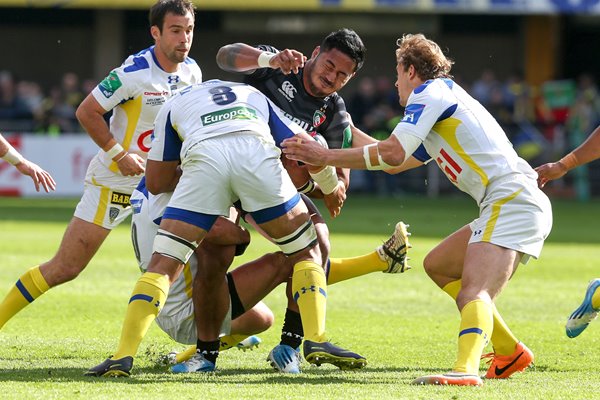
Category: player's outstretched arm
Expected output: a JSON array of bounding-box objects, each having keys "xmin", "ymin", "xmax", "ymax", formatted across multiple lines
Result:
[
  {"xmin": 0, "ymin": 134, "xmax": 56, "ymax": 192},
  {"xmin": 282, "ymin": 134, "xmax": 406, "ymax": 170},
  {"xmin": 216, "ymin": 43, "xmax": 306, "ymax": 75},
  {"xmin": 535, "ymin": 125, "xmax": 600, "ymax": 188}
]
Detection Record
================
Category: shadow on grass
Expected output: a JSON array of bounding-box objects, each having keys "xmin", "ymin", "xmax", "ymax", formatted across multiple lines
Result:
[{"xmin": 0, "ymin": 365, "xmax": 449, "ymax": 385}]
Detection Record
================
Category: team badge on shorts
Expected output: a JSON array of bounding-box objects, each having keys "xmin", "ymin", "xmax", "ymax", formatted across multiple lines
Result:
[{"xmin": 109, "ymin": 207, "xmax": 120, "ymax": 224}]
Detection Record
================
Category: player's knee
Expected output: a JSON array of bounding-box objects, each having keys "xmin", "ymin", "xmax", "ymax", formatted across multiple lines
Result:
[
  {"xmin": 423, "ymin": 252, "xmax": 441, "ymax": 278},
  {"xmin": 272, "ymin": 252, "xmax": 294, "ymax": 283},
  {"xmin": 274, "ymin": 219, "xmax": 319, "ymax": 257},
  {"xmin": 251, "ymin": 302, "xmax": 275, "ymax": 331},
  {"xmin": 153, "ymin": 229, "xmax": 198, "ymax": 265}
]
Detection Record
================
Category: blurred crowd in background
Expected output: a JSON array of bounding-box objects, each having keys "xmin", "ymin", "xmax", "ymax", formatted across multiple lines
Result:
[
  {"xmin": 0, "ymin": 71, "xmax": 96, "ymax": 135},
  {"xmin": 1, "ymin": 68, "xmax": 599, "ymax": 196}
]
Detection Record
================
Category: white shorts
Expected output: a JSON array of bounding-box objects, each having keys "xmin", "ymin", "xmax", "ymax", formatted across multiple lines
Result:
[
  {"xmin": 169, "ymin": 133, "xmax": 298, "ymax": 219},
  {"xmin": 155, "ymin": 289, "xmax": 233, "ymax": 345},
  {"xmin": 74, "ymin": 155, "xmax": 141, "ymax": 229},
  {"xmin": 469, "ymin": 176, "xmax": 553, "ymax": 263}
]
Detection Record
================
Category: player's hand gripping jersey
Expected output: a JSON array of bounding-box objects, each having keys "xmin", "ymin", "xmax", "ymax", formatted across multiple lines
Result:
[
  {"xmin": 92, "ymin": 46, "xmax": 202, "ymax": 173},
  {"xmin": 391, "ymin": 78, "xmax": 538, "ymax": 205},
  {"xmin": 149, "ymin": 79, "xmax": 306, "ymax": 164}
]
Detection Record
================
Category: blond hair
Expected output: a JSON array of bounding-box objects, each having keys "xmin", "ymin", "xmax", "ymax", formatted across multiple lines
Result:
[{"xmin": 396, "ymin": 33, "xmax": 453, "ymax": 80}]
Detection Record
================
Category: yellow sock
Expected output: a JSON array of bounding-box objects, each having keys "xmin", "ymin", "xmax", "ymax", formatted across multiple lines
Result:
[
  {"xmin": 220, "ymin": 334, "xmax": 249, "ymax": 350},
  {"xmin": 453, "ymin": 299, "xmax": 493, "ymax": 374},
  {"xmin": 113, "ymin": 272, "xmax": 169, "ymax": 360},
  {"xmin": 592, "ymin": 285, "xmax": 600, "ymax": 310},
  {"xmin": 175, "ymin": 345, "xmax": 197, "ymax": 363},
  {"xmin": 327, "ymin": 251, "xmax": 388, "ymax": 284},
  {"xmin": 442, "ymin": 280, "xmax": 518, "ymax": 356},
  {"xmin": 441, "ymin": 280, "xmax": 461, "ymax": 299},
  {"xmin": 292, "ymin": 261, "xmax": 327, "ymax": 342},
  {"xmin": 488, "ymin": 305, "xmax": 519, "ymax": 355},
  {"xmin": 0, "ymin": 266, "xmax": 49, "ymax": 329}
]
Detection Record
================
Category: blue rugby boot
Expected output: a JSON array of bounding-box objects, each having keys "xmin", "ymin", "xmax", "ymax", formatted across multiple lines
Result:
[
  {"xmin": 267, "ymin": 344, "xmax": 302, "ymax": 373},
  {"xmin": 566, "ymin": 278, "xmax": 600, "ymax": 338},
  {"xmin": 236, "ymin": 335, "xmax": 262, "ymax": 351},
  {"xmin": 171, "ymin": 352, "xmax": 215, "ymax": 373}
]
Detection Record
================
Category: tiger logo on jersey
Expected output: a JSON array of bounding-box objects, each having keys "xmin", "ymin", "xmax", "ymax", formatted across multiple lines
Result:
[{"xmin": 313, "ymin": 110, "xmax": 326, "ymax": 127}]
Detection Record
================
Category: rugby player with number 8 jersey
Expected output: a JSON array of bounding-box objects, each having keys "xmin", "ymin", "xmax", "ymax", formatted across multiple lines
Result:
[{"xmin": 86, "ymin": 79, "xmax": 366, "ymax": 376}]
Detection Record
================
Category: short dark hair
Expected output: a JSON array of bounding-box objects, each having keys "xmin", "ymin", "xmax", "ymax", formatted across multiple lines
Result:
[
  {"xmin": 149, "ymin": 0, "xmax": 195, "ymax": 32},
  {"xmin": 320, "ymin": 28, "xmax": 366, "ymax": 72}
]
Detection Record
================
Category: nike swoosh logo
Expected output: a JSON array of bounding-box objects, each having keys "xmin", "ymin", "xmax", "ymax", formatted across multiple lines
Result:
[{"xmin": 494, "ymin": 352, "xmax": 523, "ymax": 376}]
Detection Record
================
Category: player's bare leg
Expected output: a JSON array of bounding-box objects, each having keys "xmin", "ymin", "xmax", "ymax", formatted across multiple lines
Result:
[
  {"xmin": 166, "ymin": 252, "xmax": 291, "ymax": 367},
  {"xmin": 422, "ymin": 224, "xmax": 531, "ymax": 379},
  {"xmin": 188, "ymin": 240, "xmax": 234, "ymax": 371},
  {"xmin": 415, "ymin": 241, "xmax": 523, "ymax": 386},
  {"xmin": 87, "ymin": 218, "xmax": 206, "ymax": 377},
  {"xmin": 0, "ymin": 217, "xmax": 110, "ymax": 329},
  {"xmin": 260, "ymin": 201, "xmax": 365, "ymax": 370},
  {"xmin": 40, "ymin": 218, "xmax": 111, "ymax": 285}
]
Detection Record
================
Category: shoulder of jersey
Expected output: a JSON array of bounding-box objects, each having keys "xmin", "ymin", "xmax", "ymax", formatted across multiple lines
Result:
[
  {"xmin": 414, "ymin": 78, "xmax": 454, "ymax": 95},
  {"xmin": 119, "ymin": 47, "xmax": 155, "ymax": 75}
]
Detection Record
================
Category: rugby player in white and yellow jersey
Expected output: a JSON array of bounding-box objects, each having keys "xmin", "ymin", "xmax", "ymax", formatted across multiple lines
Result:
[
  {"xmin": 0, "ymin": 0, "xmax": 201, "ymax": 333},
  {"xmin": 282, "ymin": 33, "xmax": 553, "ymax": 386}
]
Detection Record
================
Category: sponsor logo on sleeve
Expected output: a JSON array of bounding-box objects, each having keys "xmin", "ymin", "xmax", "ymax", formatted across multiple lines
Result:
[
  {"xmin": 401, "ymin": 104, "xmax": 426, "ymax": 125},
  {"xmin": 201, "ymin": 106, "xmax": 258, "ymax": 126},
  {"xmin": 110, "ymin": 191, "xmax": 131, "ymax": 207},
  {"xmin": 98, "ymin": 71, "xmax": 123, "ymax": 99}
]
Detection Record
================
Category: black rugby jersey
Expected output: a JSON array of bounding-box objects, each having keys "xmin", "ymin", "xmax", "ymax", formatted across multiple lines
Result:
[{"xmin": 244, "ymin": 45, "xmax": 352, "ymax": 149}]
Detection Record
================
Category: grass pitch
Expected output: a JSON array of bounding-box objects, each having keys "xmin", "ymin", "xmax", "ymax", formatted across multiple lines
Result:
[{"xmin": 0, "ymin": 195, "xmax": 599, "ymax": 399}]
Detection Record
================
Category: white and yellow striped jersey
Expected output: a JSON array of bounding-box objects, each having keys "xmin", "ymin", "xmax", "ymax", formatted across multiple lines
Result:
[
  {"xmin": 391, "ymin": 78, "xmax": 537, "ymax": 205},
  {"xmin": 91, "ymin": 45, "xmax": 202, "ymax": 173}
]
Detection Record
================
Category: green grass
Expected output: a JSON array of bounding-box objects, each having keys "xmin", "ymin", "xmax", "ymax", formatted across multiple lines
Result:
[{"xmin": 0, "ymin": 195, "xmax": 599, "ymax": 399}]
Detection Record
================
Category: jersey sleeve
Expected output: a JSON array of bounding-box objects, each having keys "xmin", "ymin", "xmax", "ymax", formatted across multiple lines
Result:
[
  {"xmin": 148, "ymin": 104, "xmax": 182, "ymax": 162},
  {"xmin": 91, "ymin": 62, "xmax": 138, "ymax": 112},
  {"xmin": 391, "ymin": 80, "xmax": 457, "ymax": 142},
  {"xmin": 265, "ymin": 97, "xmax": 304, "ymax": 147},
  {"xmin": 243, "ymin": 45, "xmax": 280, "ymax": 80},
  {"xmin": 320, "ymin": 95, "xmax": 352, "ymax": 149},
  {"xmin": 412, "ymin": 144, "xmax": 431, "ymax": 163}
]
